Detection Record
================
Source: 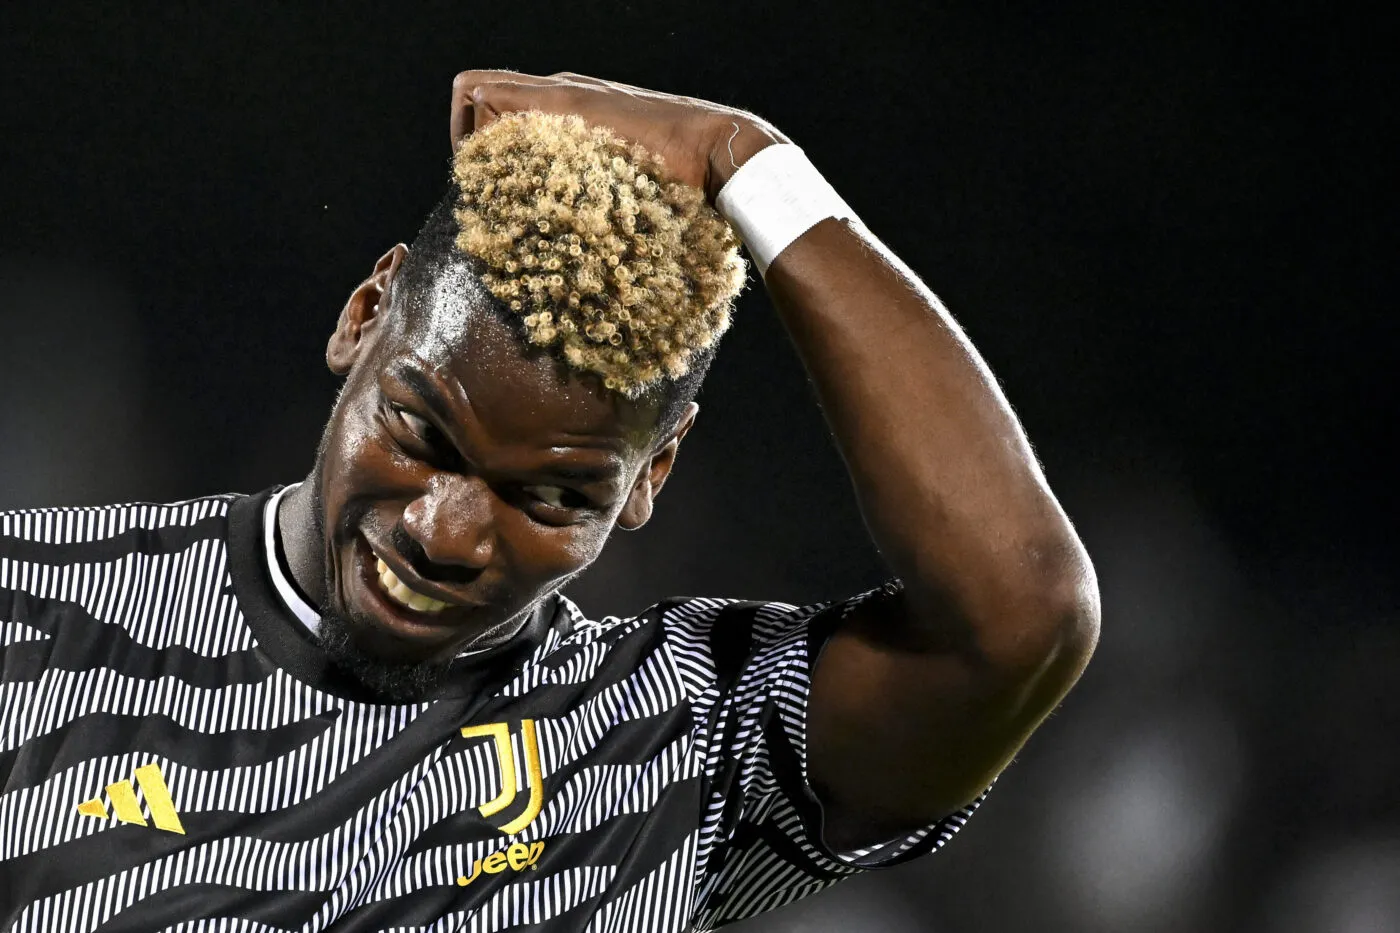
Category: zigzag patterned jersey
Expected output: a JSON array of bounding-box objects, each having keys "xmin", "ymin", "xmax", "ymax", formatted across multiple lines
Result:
[{"xmin": 0, "ymin": 487, "xmax": 983, "ymax": 931}]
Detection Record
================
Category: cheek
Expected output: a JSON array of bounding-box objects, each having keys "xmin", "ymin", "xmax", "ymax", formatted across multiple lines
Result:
[
  {"xmin": 320, "ymin": 397, "xmax": 423, "ymax": 531},
  {"xmin": 333, "ymin": 395, "xmax": 419, "ymax": 481},
  {"xmin": 501, "ymin": 514, "xmax": 612, "ymax": 583}
]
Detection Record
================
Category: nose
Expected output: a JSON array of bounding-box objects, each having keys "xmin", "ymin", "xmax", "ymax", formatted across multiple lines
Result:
[{"xmin": 400, "ymin": 474, "xmax": 497, "ymax": 576}]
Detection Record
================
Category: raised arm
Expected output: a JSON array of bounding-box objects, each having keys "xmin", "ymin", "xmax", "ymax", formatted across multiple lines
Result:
[
  {"xmin": 727, "ymin": 142, "xmax": 1100, "ymax": 847},
  {"xmin": 450, "ymin": 71, "xmax": 1100, "ymax": 848}
]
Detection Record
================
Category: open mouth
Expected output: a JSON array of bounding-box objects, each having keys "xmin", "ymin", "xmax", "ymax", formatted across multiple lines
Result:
[
  {"xmin": 352, "ymin": 535, "xmax": 479, "ymax": 643},
  {"xmin": 375, "ymin": 558, "xmax": 453, "ymax": 614}
]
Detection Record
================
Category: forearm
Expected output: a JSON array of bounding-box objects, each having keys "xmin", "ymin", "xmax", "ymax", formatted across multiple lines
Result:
[{"xmin": 719, "ymin": 135, "xmax": 1095, "ymax": 661}]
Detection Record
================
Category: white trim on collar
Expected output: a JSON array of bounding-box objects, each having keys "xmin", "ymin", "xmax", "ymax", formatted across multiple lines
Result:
[
  {"xmin": 263, "ymin": 483, "xmax": 323, "ymax": 637},
  {"xmin": 261, "ymin": 483, "xmax": 494, "ymax": 658}
]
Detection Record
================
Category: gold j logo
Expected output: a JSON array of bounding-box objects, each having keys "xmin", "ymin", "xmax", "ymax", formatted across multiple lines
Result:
[{"xmin": 458, "ymin": 719, "xmax": 544, "ymax": 835}]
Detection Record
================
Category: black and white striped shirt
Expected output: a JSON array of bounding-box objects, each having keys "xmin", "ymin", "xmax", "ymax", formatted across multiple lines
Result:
[{"xmin": 0, "ymin": 487, "xmax": 984, "ymax": 931}]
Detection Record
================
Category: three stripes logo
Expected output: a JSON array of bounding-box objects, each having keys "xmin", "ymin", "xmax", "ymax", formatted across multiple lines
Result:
[
  {"xmin": 458, "ymin": 719, "xmax": 544, "ymax": 835},
  {"xmin": 75, "ymin": 763, "xmax": 185, "ymax": 835}
]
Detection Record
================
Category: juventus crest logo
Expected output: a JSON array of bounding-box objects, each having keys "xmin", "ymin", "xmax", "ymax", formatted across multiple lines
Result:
[{"xmin": 458, "ymin": 719, "xmax": 544, "ymax": 835}]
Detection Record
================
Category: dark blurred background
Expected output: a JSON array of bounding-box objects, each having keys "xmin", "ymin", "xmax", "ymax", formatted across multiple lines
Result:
[{"xmin": 1, "ymin": 3, "xmax": 1395, "ymax": 931}]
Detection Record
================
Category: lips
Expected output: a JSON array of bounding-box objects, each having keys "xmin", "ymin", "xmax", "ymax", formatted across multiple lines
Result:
[
  {"xmin": 376, "ymin": 558, "xmax": 452, "ymax": 613},
  {"xmin": 350, "ymin": 534, "xmax": 482, "ymax": 647}
]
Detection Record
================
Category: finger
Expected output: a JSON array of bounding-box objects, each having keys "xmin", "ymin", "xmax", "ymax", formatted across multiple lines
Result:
[
  {"xmin": 450, "ymin": 77, "xmax": 474, "ymax": 149},
  {"xmin": 547, "ymin": 73, "xmax": 658, "ymax": 110},
  {"xmin": 552, "ymin": 72, "xmax": 669, "ymax": 103},
  {"xmin": 450, "ymin": 71, "xmax": 573, "ymax": 149},
  {"xmin": 549, "ymin": 71, "xmax": 609, "ymax": 88},
  {"xmin": 455, "ymin": 68, "xmax": 551, "ymax": 86},
  {"xmin": 456, "ymin": 80, "xmax": 588, "ymax": 146}
]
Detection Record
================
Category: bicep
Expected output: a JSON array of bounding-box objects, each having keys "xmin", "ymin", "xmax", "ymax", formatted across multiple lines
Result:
[{"xmin": 808, "ymin": 592, "xmax": 1089, "ymax": 850}]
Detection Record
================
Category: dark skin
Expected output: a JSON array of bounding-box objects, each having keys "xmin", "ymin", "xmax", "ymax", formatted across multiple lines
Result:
[
  {"xmin": 281, "ymin": 71, "xmax": 1100, "ymax": 850},
  {"xmin": 279, "ymin": 250, "xmax": 691, "ymax": 672}
]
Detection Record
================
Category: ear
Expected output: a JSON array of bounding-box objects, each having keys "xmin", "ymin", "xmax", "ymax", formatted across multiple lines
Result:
[
  {"xmin": 327, "ymin": 244, "xmax": 409, "ymax": 375},
  {"xmin": 616, "ymin": 403, "xmax": 699, "ymax": 531}
]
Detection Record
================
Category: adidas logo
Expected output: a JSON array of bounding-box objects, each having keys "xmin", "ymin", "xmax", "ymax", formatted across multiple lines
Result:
[{"xmin": 76, "ymin": 763, "xmax": 185, "ymax": 835}]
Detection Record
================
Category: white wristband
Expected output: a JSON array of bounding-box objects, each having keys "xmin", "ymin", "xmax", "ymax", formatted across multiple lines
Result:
[{"xmin": 714, "ymin": 143, "xmax": 858, "ymax": 276}]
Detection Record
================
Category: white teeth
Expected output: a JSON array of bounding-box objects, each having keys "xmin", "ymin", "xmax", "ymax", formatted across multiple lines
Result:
[{"xmin": 375, "ymin": 559, "xmax": 451, "ymax": 613}]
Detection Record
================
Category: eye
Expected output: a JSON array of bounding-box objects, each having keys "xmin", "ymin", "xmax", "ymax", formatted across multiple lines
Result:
[
  {"xmin": 524, "ymin": 485, "xmax": 582, "ymax": 510},
  {"xmin": 386, "ymin": 403, "xmax": 455, "ymax": 465},
  {"xmin": 395, "ymin": 407, "xmax": 434, "ymax": 439}
]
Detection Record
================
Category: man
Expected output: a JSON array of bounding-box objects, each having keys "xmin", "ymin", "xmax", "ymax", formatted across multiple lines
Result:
[{"xmin": 0, "ymin": 71, "xmax": 1099, "ymax": 931}]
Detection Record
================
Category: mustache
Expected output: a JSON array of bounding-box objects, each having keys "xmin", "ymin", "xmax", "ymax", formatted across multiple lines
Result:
[
  {"xmin": 351, "ymin": 503, "xmax": 495, "ymax": 594},
  {"xmin": 387, "ymin": 522, "xmax": 479, "ymax": 587}
]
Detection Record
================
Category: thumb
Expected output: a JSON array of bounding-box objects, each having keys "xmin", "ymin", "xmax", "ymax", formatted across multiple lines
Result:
[
  {"xmin": 450, "ymin": 84, "xmax": 502, "ymax": 150},
  {"xmin": 451, "ymin": 80, "xmax": 555, "ymax": 150}
]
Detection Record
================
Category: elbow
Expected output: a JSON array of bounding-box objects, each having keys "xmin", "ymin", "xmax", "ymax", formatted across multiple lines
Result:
[
  {"xmin": 973, "ymin": 537, "xmax": 1101, "ymax": 685},
  {"xmin": 1049, "ymin": 545, "xmax": 1100, "ymax": 661},
  {"xmin": 1006, "ymin": 544, "xmax": 1100, "ymax": 688},
  {"xmin": 902, "ymin": 529, "xmax": 1101, "ymax": 680}
]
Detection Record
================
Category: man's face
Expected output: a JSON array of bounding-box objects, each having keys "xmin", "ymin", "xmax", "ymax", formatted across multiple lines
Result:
[{"xmin": 309, "ymin": 247, "xmax": 682, "ymax": 693}]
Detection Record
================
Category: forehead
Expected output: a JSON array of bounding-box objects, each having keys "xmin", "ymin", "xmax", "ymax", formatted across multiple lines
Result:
[{"xmin": 388, "ymin": 259, "xmax": 657, "ymax": 449}]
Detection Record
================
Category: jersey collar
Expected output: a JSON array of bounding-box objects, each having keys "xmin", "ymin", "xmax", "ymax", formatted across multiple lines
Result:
[
  {"xmin": 262, "ymin": 482, "xmax": 322, "ymax": 636},
  {"xmin": 228, "ymin": 484, "xmax": 566, "ymax": 702}
]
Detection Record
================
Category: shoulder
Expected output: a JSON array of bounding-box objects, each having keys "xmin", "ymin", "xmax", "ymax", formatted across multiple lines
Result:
[
  {"xmin": 558, "ymin": 588, "xmax": 892, "ymax": 659},
  {"xmin": 0, "ymin": 491, "xmax": 255, "ymax": 658},
  {"xmin": 552, "ymin": 593, "xmax": 845, "ymax": 699},
  {"xmin": 555, "ymin": 594, "xmax": 809, "ymax": 648},
  {"xmin": 521, "ymin": 584, "xmax": 897, "ymax": 701},
  {"xmin": 539, "ymin": 595, "xmax": 780, "ymax": 678},
  {"xmin": 0, "ymin": 491, "xmax": 241, "ymax": 547}
]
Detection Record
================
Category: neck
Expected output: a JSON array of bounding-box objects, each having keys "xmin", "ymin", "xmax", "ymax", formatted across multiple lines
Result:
[{"xmin": 277, "ymin": 475, "xmax": 327, "ymax": 608}]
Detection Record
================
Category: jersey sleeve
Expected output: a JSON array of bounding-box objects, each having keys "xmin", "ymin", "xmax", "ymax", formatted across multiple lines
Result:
[{"xmin": 661, "ymin": 582, "xmax": 990, "ymax": 930}]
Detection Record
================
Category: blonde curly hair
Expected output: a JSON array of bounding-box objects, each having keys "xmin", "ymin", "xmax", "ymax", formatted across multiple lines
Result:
[{"xmin": 451, "ymin": 111, "xmax": 748, "ymax": 398}]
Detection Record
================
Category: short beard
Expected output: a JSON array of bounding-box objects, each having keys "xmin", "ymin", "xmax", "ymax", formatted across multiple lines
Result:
[{"xmin": 314, "ymin": 610, "xmax": 453, "ymax": 703}]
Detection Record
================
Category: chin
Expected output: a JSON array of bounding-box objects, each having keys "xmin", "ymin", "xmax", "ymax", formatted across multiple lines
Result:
[{"xmin": 315, "ymin": 611, "xmax": 455, "ymax": 702}]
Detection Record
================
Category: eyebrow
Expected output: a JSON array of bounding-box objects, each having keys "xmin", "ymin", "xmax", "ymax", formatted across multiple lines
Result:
[
  {"xmin": 540, "ymin": 463, "xmax": 621, "ymax": 485},
  {"xmin": 386, "ymin": 362, "xmax": 625, "ymax": 487},
  {"xmin": 390, "ymin": 363, "xmax": 459, "ymax": 430}
]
